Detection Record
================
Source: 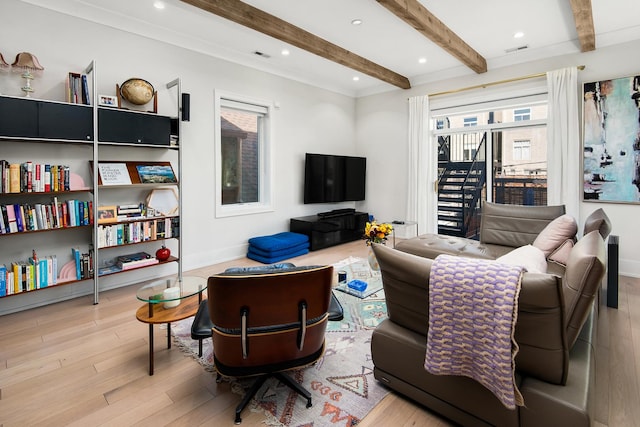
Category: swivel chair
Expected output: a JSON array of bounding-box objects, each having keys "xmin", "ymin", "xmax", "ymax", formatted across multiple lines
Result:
[{"xmin": 206, "ymin": 264, "xmax": 334, "ymax": 424}]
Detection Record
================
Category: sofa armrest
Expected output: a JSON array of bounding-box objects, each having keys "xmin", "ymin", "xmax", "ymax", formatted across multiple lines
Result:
[{"xmin": 480, "ymin": 201, "xmax": 566, "ymax": 248}]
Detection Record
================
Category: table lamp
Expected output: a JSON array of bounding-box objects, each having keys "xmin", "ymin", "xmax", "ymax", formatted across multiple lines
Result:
[{"xmin": 11, "ymin": 52, "xmax": 44, "ymax": 97}]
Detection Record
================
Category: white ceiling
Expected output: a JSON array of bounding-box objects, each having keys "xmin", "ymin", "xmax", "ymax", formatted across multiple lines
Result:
[{"xmin": 21, "ymin": 0, "xmax": 640, "ymax": 97}]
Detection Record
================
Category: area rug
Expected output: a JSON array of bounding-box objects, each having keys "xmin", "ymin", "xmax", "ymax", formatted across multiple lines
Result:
[{"xmin": 170, "ymin": 258, "xmax": 389, "ymax": 427}]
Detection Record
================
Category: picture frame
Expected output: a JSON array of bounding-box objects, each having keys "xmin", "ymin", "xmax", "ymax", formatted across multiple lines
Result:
[
  {"xmin": 136, "ymin": 164, "xmax": 177, "ymax": 184},
  {"xmin": 97, "ymin": 205, "xmax": 118, "ymax": 224},
  {"xmin": 146, "ymin": 187, "xmax": 179, "ymax": 216},
  {"xmin": 98, "ymin": 94, "xmax": 118, "ymax": 107},
  {"xmin": 583, "ymin": 74, "xmax": 640, "ymax": 203}
]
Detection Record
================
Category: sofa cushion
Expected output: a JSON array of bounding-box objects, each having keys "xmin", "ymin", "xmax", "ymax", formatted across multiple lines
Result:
[
  {"xmin": 548, "ymin": 239, "xmax": 574, "ymax": 266},
  {"xmin": 583, "ymin": 208, "xmax": 612, "ymax": 239},
  {"xmin": 562, "ymin": 230, "xmax": 606, "ymax": 347},
  {"xmin": 532, "ymin": 214, "xmax": 578, "ymax": 257},
  {"xmin": 496, "ymin": 244, "xmax": 547, "ymax": 274},
  {"xmin": 480, "ymin": 202, "xmax": 566, "ymax": 248}
]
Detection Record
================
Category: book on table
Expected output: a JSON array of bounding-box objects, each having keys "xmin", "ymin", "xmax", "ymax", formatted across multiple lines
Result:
[{"xmin": 116, "ymin": 251, "xmax": 159, "ymax": 270}]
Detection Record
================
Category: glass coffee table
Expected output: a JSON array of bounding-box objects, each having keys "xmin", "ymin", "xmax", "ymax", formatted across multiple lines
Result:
[
  {"xmin": 333, "ymin": 257, "xmax": 384, "ymax": 299},
  {"xmin": 135, "ymin": 276, "xmax": 207, "ymax": 375}
]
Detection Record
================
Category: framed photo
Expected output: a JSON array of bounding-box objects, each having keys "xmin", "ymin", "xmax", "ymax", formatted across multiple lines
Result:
[
  {"xmin": 97, "ymin": 205, "xmax": 118, "ymax": 224},
  {"xmin": 583, "ymin": 74, "xmax": 640, "ymax": 203},
  {"xmin": 98, "ymin": 94, "xmax": 118, "ymax": 107},
  {"xmin": 136, "ymin": 164, "xmax": 177, "ymax": 184}
]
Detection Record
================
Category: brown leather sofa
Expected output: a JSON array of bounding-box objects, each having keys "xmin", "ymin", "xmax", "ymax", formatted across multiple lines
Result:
[{"xmin": 371, "ymin": 203, "xmax": 610, "ymax": 426}]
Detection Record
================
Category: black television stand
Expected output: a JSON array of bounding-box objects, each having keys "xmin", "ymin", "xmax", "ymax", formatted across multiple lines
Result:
[{"xmin": 290, "ymin": 210, "xmax": 368, "ymax": 251}]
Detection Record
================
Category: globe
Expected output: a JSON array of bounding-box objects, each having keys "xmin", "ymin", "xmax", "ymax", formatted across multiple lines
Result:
[{"xmin": 120, "ymin": 78, "xmax": 154, "ymax": 105}]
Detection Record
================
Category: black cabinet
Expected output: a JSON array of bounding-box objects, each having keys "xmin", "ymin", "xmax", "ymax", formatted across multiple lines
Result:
[
  {"xmin": 0, "ymin": 96, "xmax": 93, "ymax": 141},
  {"xmin": 98, "ymin": 108, "xmax": 171, "ymax": 145},
  {"xmin": 290, "ymin": 211, "xmax": 368, "ymax": 251}
]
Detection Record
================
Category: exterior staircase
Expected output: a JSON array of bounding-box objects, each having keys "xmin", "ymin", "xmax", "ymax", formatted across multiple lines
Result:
[{"xmin": 437, "ymin": 135, "xmax": 486, "ymax": 238}]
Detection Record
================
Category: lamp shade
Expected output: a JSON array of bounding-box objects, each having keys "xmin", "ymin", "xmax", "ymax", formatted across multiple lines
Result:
[{"xmin": 11, "ymin": 52, "xmax": 44, "ymax": 71}]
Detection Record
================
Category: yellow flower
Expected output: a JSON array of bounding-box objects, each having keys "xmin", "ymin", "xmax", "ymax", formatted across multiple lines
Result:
[{"xmin": 363, "ymin": 221, "xmax": 393, "ymax": 245}]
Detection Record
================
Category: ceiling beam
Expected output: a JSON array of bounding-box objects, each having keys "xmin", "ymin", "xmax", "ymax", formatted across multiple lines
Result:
[
  {"xmin": 376, "ymin": 0, "xmax": 487, "ymax": 74},
  {"xmin": 569, "ymin": 0, "xmax": 596, "ymax": 52},
  {"xmin": 181, "ymin": 0, "xmax": 411, "ymax": 89}
]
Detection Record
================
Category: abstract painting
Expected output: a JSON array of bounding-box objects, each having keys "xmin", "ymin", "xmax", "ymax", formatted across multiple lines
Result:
[{"xmin": 583, "ymin": 74, "xmax": 640, "ymax": 202}]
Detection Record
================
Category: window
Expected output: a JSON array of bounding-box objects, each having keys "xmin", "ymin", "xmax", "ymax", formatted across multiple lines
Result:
[
  {"xmin": 463, "ymin": 116, "xmax": 478, "ymax": 127},
  {"xmin": 214, "ymin": 91, "xmax": 273, "ymax": 217},
  {"xmin": 513, "ymin": 139, "xmax": 531, "ymax": 160},
  {"xmin": 514, "ymin": 108, "xmax": 531, "ymax": 121}
]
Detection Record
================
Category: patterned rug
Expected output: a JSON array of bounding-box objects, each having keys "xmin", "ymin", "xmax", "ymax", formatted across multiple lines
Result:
[{"xmin": 170, "ymin": 259, "xmax": 389, "ymax": 427}]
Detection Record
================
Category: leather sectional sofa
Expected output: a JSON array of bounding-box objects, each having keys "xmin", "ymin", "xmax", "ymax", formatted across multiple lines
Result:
[{"xmin": 371, "ymin": 203, "xmax": 611, "ymax": 426}]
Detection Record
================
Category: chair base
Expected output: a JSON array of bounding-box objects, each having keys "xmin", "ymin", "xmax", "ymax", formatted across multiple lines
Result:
[{"xmin": 234, "ymin": 371, "xmax": 312, "ymax": 424}]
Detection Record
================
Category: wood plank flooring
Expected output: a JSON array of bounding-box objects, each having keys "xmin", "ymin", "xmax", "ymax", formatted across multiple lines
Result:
[{"xmin": 0, "ymin": 240, "xmax": 638, "ymax": 426}]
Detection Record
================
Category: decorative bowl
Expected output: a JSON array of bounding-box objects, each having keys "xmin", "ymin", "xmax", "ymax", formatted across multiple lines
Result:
[{"xmin": 120, "ymin": 78, "xmax": 154, "ymax": 105}]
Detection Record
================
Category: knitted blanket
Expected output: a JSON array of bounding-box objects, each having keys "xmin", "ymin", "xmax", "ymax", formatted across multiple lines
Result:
[{"xmin": 424, "ymin": 254, "xmax": 524, "ymax": 409}]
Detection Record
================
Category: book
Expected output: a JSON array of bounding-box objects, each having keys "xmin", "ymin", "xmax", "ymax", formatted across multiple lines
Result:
[
  {"xmin": 0, "ymin": 264, "xmax": 6, "ymax": 297},
  {"xmin": 98, "ymin": 163, "xmax": 132, "ymax": 185},
  {"xmin": 72, "ymin": 248, "xmax": 82, "ymax": 280},
  {"xmin": 116, "ymin": 251, "xmax": 159, "ymax": 270},
  {"xmin": 136, "ymin": 164, "xmax": 177, "ymax": 184},
  {"xmin": 6, "ymin": 205, "xmax": 18, "ymax": 233},
  {"xmin": 9, "ymin": 163, "xmax": 20, "ymax": 193},
  {"xmin": 98, "ymin": 264, "xmax": 122, "ymax": 276},
  {"xmin": 81, "ymin": 74, "xmax": 91, "ymax": 105}
]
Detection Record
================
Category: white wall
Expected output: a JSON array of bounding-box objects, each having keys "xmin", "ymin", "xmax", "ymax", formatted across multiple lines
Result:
[
  {"xmin": 0, "ymin": 0, "xmax": 360, "ymax": 312},
  {"xmin": 356, "ymin": 40, "xmax": 640, "ymax": 277}
]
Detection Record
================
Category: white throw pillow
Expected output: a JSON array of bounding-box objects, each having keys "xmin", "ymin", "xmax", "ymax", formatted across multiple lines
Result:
[
  {"xmin": 532, "ymin": 214, "xmax": 578, "ymax": 257},
  {"xmin": 496, "ymin": 244, "xmax": 547, "ymax": 274}
]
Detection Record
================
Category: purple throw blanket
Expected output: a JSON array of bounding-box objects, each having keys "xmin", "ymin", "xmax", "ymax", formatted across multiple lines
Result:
[{"xmin": 424, "ymin": 254, "xmax": 524, "ymax": 409}]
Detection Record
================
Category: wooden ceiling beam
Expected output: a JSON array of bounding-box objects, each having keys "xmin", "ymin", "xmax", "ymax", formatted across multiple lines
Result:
[
  {"xmin": 376, "ymin": 0, "xmax": 487, "ymax": 74},
  {"xmin": 181, "ymin": 0, "xmax": 411, "ymax": 89},
  {"xmin": 569, "ymin": 0, "xmax": 596, "ymax": 52}
]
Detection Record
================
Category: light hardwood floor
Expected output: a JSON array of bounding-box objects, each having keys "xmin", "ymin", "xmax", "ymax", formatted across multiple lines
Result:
[{"xmin": 0, "ymin": 240, "xmax": 638, "ymax": 426}]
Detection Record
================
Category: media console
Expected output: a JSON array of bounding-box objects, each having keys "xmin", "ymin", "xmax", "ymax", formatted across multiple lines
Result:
[{"xmin": 290, "ymin": 210, "xmax": 368, "ymax": 251}]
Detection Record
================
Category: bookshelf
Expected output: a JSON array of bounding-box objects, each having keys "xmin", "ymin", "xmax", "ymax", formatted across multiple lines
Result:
[{"xmin": 0, "ymin": 60, "xmax": 185, "ymax": 313}]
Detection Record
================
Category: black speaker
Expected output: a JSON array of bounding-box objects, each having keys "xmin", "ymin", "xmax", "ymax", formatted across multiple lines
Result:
[{"xmin": 181, "ymin": 93, "xmax": 190, "ymax": 121}]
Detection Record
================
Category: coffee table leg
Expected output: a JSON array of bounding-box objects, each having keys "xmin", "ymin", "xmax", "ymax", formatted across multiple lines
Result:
[
  {"xmin": 149, "ymin": 324, "xmax": 154, "ymax": 375},
  {"xmin": 167, "ymin": 322, "xmax": 172, "ymax": 349}
]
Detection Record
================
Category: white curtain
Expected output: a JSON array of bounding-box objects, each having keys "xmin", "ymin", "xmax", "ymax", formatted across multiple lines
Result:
[
  {"xmin": 546, "ymin": 67, "xmax": 580, "ymax": 219},
  {"xmin": 406, "ymin": 95, "xmax": 437, "ymax": 234}
]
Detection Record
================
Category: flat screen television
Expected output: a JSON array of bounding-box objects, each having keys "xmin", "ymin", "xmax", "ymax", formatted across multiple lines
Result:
[{"xmin": 304, "ymin": 153, "xmax": 366, "ymax": 204}]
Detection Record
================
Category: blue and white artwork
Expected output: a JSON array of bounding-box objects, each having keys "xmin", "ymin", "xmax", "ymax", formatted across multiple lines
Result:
[{"xmin": 583, "ymin": 75, "xmax": 640, "ymax": 203}]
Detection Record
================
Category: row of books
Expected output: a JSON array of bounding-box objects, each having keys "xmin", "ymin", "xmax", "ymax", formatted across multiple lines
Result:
[
  {"xmin": 66, "ymin": 72, "xmax": 91, "ymax": 105},
  {"xmin": 71, "ymin": 247, "xmax": 94, "ymax": 281},
  {"xmin": 0, "ymin": 199, "xmax": 93, "ymax": 234},
  {"xmin": 97, "ymin": 217, "xmax": 179, "ymax": 248},
  {"xmin": 1, "ymin": 160, "xmax": 71, "ymax": 194},
  {"xmin": 0, "ymin": 253, "xmax": 58, "ymax": 296},
  {"xmin": 98, "ymin": 251, "xmax": 160, "ymax": 276}
]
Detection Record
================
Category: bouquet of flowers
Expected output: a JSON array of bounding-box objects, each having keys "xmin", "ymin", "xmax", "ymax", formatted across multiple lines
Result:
[{"xmin": 363, "ymin": 221, "xmax": 393, "ymax": 246}]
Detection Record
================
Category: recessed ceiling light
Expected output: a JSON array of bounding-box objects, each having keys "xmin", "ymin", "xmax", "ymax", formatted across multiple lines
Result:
[
  {"xmin": 514, "ymin": 31, "xmax": 524, "ymax": 39},
  {"xmin": 153, "ymin": 1, "xmax": 165, "ymax": 9},
  {"xmin": 281, "ymin": 49, "xmax": 290, "ymax": 56},
  {"xmin": 353, "ymin": 76, "xmax": 360, "ymax": 81},
  {"xmin": 351, "ymin": 19, "xmax": 363, "ymax": 26},
  {"xmin": 418, "ymin": 57, "xmax": 427, "ymax": 64}
]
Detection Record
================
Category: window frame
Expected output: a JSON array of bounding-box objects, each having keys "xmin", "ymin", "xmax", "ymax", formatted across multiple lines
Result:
[{"xmin": 214, "ymin": 89, "xmax": 274, "ymax": 218}]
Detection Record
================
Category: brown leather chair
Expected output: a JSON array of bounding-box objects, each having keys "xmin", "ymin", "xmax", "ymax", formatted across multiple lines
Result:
[{"xmin": 206, "ymin": 264, "xmax": 334, "ymax": 424}]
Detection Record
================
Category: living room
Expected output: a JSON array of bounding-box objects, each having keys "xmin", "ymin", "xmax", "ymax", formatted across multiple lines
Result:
[{"xmin": 1, "ymin": 0, "xmax": 639, "ymax": 425}]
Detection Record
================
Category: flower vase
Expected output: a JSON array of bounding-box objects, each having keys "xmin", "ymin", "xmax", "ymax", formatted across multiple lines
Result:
[{"xmin": 367, "ymin": 246, "xmax": 380, "ymax": 272}]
